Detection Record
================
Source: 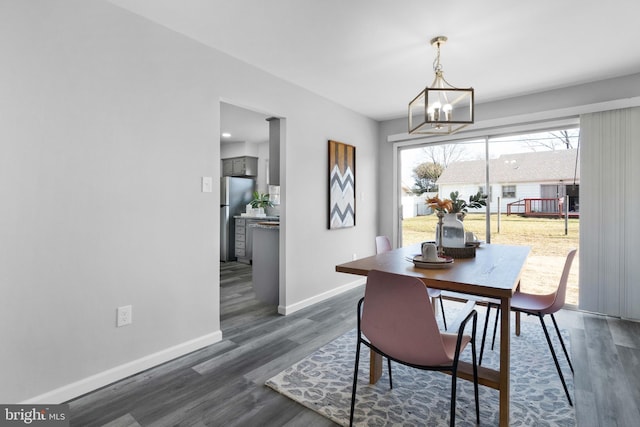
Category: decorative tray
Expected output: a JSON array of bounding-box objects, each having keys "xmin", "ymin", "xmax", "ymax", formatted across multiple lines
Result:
[{"xmin": 443, "ymin": 244, "xmax": 477, "ymax": 259}]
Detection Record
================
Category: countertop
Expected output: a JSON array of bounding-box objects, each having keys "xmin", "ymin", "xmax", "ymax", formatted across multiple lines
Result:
[
  {"xmin": 234, "ymin": 215, "xmax": 280, "ymax": 221},
  {"xmin": 250, "ymin": 221, "xmax": 280, "ymax": 230}
]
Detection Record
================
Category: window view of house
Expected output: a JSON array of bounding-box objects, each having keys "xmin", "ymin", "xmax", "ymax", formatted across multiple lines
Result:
[
  {"xmin": 400, "ymin": 128, "xmax": 580, "ymax": 304},
  {"xmin": 502, "ymin": 185, "xmax": 516, "ymax": 198}
]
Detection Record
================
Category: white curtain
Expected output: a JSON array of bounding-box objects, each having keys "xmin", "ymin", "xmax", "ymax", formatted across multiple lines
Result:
[{"xmin": 579, "ymin": 107, "xmax": 640, "ymax": 319}]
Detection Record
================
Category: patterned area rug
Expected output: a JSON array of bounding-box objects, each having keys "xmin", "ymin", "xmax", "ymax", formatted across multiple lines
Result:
[{"xmin": 266, "ymin": 311, "xmax": 575, "ymax": 426}]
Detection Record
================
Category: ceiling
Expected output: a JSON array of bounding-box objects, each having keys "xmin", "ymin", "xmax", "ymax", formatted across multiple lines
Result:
[
  {"xmin": 108, "ymin": 0, "xmax": 640, "ymax": 140},
  {"xmin": 220, "ymin": 102, "xmax": 271, "ymax": 145}
]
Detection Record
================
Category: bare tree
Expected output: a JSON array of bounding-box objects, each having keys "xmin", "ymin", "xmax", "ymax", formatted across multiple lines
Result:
[
  {"xmin": 522, "ymin": 129, "xmax": 578, "ymax": 151},
  {"xmin": 421, "ymin": 144, "xmax": 466, "ymax": 167},
  {"xmin": 550, "ymin": 130, "xmax": 574, "ymax": 149}
]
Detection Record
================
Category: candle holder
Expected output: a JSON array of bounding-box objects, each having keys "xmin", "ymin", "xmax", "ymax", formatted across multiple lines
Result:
[{"xmin": 436, "ymin": 210, "xmax": 445, "ymax": 257}]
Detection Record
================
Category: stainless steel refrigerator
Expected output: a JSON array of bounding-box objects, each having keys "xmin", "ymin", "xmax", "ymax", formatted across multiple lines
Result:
[{"xmin": 220, "ymin": 176, "xmax": 256, "ymax": 262}]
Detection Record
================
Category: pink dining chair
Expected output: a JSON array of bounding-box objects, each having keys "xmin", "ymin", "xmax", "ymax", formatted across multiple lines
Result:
[
  {"xmin": 375, "ymin": 235, "xmax": 448, "ymax": 330},
  {"xmin": 349, "ymin": 269, "xmax": 479, "ymax": 427},
  {"xmin": 479, "ymin": 248, "xmax": 577, "ymax": 405}
]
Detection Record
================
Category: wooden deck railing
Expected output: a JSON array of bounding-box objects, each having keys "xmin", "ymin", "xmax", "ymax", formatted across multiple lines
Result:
[{"xmin": 506, "ymin": 198, "xmax": 565, "ymax": 217}]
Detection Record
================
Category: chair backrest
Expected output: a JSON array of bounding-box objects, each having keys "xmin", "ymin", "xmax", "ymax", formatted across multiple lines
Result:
[
  {"xmin": 545, "ymin": 248, "xmax": 577, "ymax": 314},
  {"xmin": 375, "ymin": 235, "xmax": 392, "ymax": 254},
  {"xmin": 360, "ymin": 270, "xmax": 452, "ymax": 366}
]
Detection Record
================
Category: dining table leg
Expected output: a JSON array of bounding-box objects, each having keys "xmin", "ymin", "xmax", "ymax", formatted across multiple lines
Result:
[
  {"xmin": 369, "ymin": 349, "xmax": 383, "ymax": 384},
  {"xmin": 499, "ymin": 296, "xmax": 511, "ymax": 426},
  {"xmin": 515, "ymin": 281, "xmax": 521, "ymax": 336}
]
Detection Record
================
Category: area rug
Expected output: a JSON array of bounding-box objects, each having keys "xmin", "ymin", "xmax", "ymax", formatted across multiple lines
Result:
[{"xmin": 266, "ymin": 312, "xmax": 575, "ymax": 426}]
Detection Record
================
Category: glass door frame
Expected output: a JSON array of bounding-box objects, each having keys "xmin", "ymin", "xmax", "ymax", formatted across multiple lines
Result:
[{"xmin": 391, "ymin": 117, "xmax": 580, "ymax": 248}]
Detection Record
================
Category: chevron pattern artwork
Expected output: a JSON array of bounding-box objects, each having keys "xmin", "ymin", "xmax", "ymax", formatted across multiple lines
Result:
[{"xmin": 328, "ymin": 140, "xmax": 355, "ymax": 229}]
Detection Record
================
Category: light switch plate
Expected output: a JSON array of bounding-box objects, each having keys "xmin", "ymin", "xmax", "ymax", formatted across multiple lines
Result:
[{"xmin": 202, "ymin": 176, "xmax": 213, "ymax": 193}]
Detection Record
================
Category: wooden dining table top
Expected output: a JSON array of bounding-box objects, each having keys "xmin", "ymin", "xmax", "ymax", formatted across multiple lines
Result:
[{"xmin": 335, "ymin": 243, "xmax": 531, "ymax": 300}]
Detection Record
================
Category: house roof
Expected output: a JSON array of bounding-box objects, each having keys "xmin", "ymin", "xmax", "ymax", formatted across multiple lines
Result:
[{"xmin": 437, "ymin": 149, "xmax": 580, "ymax": 185}]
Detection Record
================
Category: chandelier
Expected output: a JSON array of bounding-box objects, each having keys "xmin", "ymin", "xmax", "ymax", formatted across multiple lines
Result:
[{"xmin": 408, "ymin": 36, "xmax": 474, "ymax": 135}]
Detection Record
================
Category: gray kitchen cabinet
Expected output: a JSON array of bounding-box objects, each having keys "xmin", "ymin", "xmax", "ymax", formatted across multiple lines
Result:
[
  {"xmin": 234, "ymin": 216, "xmax": 279, "ymax": 264},
  {"xmin": 234, "ymin": 218, "xmax": 260, "ymax": 264},
  {"xmin": 222, "ymin": 159, "xmax": 234, "ymax": 176},
  {"xmin": 234, "ymin": 218, "xmax": 247, "ymax": 262},
  {"xmin": 222, "ymin": 156, "xmax": 258, "ymax": 177}
]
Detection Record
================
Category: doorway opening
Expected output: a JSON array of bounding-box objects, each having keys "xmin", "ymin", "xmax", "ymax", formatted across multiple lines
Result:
[{"xmin": 219, "ymin": 102, "xmax": 284, "ymax": 332}]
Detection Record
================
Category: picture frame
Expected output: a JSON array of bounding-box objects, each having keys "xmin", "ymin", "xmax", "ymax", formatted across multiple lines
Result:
[{"xmin": 328, "ymin": 140, "xmax": 356, "ymax": 229}]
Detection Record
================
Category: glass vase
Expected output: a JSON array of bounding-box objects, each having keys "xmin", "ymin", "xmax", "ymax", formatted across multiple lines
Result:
[{"xmin": 436, "ymin": 213, "xmax": 466, "ymax": 248}]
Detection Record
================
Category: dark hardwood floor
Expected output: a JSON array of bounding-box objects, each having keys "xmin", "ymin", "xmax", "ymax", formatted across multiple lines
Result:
[{"xmin": 68, "ymin": 262, "xmax": 640, "ymax": 426}]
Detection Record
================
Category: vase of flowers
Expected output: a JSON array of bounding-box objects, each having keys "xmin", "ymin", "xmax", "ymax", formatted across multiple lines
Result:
[{"xmin": 427, "ymin": 191, "xmax": 487, "ymax": 251}]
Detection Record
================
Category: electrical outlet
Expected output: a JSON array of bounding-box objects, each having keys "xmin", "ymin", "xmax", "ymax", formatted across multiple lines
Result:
[
  {"xmin": 117, "ymin": 305, "xmax": 132, "ymax": 327},
  {"xmin": 352, "ymin": 253, "xmax": 357, "ymax": 260}
]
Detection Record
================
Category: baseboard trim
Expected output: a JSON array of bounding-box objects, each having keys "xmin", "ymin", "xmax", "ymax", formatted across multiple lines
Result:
[
  {"xmin": 278, "ymin": 278, "xmax": 365, "ymax": 315},
  {"xmin": 21, "ymin": 331, "xmax": 223, "ymax": 404}
]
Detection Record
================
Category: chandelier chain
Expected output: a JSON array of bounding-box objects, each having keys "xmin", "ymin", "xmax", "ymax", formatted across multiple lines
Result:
[{"xmin": 433, "ymin": 41, "xmax": 443, "ymax": 74}]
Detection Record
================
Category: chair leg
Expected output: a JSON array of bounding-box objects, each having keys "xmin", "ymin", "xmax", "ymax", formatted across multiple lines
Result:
[
  {"xmin": 387, "ymin": 357, "xmax": 393, "ymax": 389},
  {"xmin": 538, "ymin": 314, "xmax": 573, "ymax": 406},
  {"xmin": 550, "ymin": 313, "xmax": 574, "ymax": 374},
  {"xmin": 471, "ymin": 325, "xmax": 480, "ymax": 424},
  {"xmin": 479, "ymin": 303, "xmax": 492, "ymax": 365},
  {"xmin": 349, "ymin": 339, "xmax": 361, "ymax": 427},
  {"xmin": 439, "ymin": 296, "xmax": 448, "ymax": 330},
  {"xmin": 490, "ymin": 304, "xmax": 500, "ymax": 350},
  {"xmin": 449, "ymin": 369, "xmax": 457, "ymax": 427}
]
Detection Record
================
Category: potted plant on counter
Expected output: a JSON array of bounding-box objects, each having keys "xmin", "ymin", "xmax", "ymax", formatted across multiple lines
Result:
[{"xmin": 249, "ymin": 191, "xmax": 274, "ymax": 217}]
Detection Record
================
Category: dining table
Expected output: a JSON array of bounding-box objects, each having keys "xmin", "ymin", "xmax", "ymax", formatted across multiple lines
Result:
[{"xmin": 336, "ymin": 242, "xmax": 530, "ymax": 427}]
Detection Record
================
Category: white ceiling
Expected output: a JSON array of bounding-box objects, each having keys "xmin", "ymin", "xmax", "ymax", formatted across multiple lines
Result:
[
  {"xmin": 220, "ymin": 102, "xmax": 271, "ymax": 145},
  {"xmin": 108, "ymin": 0, "xmax": 640, "ymax": 131}
]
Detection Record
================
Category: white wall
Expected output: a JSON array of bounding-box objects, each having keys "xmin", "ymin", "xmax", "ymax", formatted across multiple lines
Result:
[{"xmin": 0, "ymin": 0, "xmax": 378, "ymax": 403}]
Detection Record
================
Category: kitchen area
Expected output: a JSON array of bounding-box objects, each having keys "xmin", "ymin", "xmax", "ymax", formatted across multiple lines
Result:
[{"xmin": 219, "ymin": 102, "xmax": 283, "ymax": 308}]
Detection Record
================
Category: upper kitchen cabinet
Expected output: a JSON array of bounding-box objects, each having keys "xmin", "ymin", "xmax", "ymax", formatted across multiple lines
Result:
[{"xmin": 222, "ymin": 156, "xmax": 258, "ymax": 177}]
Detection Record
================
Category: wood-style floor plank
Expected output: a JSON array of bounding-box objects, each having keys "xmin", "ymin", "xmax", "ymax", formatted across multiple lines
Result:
[{"xmin": 68, "ymin": 262, "xmax": 640, "ymax": 426}]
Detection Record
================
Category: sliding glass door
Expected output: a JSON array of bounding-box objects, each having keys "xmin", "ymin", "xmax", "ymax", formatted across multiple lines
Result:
[{"xmin": 399, "ymin": 128, "xmax": 580, "ymax": 304}]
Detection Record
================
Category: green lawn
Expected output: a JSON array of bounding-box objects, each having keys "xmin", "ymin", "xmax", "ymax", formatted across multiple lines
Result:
[{"xmin": 403, "ymin": 213, "xmax": 579, "ymax": 257}]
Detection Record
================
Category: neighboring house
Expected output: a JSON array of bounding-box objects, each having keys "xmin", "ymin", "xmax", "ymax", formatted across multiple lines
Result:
[{"xmin": 437, "ymin": 149, "xmax": 580, "ymax": 214}]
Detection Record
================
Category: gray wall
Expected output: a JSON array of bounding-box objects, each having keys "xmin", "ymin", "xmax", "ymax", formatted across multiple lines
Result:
[{"xmin": 1, "ymin": 0, "xmax": 378, "ymax": 403}]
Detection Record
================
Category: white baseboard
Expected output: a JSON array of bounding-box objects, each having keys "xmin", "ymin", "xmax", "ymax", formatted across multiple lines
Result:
[
  {"xmin": 278, "ymin": 278, "xmax": 365, "ymax": 315},
  {"xmin": 21, "ymin": 331, "xmax": 222, "ymax": 404}
]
